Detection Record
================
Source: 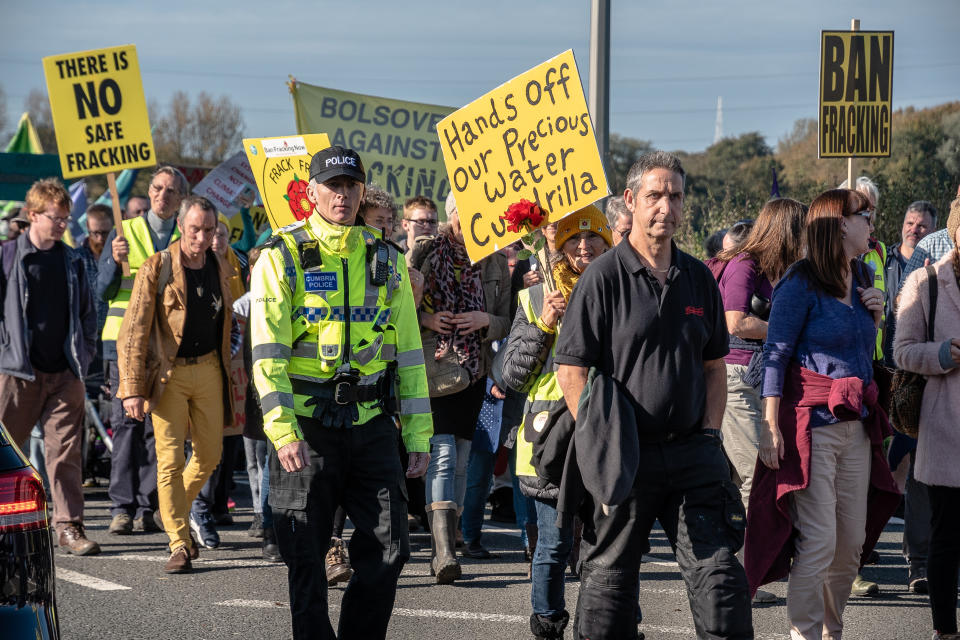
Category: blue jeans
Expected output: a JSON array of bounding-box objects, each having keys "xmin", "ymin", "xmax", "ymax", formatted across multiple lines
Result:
[
  {"xmin": 462, "ymin": 447, "xmax": 497, "ymax": 543},
  {"xmin": 425, "ymin": 434, "xmax": 471, "ymax": 506},
  {"xmin": 532, "ymin": 498, "xmax": 574, "ymax": 617},
  {"xmin": 510, "ymin": 447, "xmax": 534, "ymax": 548}
]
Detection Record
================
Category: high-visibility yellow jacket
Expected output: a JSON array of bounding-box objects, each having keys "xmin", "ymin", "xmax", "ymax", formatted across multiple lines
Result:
[
  {"xmin": 863, "ymin": 240, "xmax": 887, "ymax": 361},
  {"xmin": 101, "ymin": 216, "xmax": 180, "ymax": 355},
  {"xmin": 501, "ymin": 286, "xmax": 566, "ymax": 498},
  {"xmin": 249, "ymin": 213, "xmax": 432, "ymax": 453}
]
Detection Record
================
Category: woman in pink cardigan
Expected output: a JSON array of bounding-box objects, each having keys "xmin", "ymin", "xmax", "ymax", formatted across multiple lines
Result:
[{"xmin": 894, "ymin": 198, "xmax": 960, "ymax": 640}]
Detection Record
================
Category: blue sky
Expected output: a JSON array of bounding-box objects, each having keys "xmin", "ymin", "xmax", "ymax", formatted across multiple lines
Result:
[{"xmin": 2, "ymin": 0, "xmax": 958, "ymax": 153}]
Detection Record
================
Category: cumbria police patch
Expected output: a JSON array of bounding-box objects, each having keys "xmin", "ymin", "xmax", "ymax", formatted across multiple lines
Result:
[{"xmin": 304, "ymin": 271, "xmax": 338, "ymax": 292}]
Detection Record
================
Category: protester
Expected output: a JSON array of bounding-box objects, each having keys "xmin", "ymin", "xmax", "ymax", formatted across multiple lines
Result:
[
  {"xmin": 77, "ymin": 205, "xmax": 114, "ymax": 382},
  {"xmin": 722, "ymin": 219, "xmax": 754, "ymax": 252},
  {"xmin": 98, "ymin": 165, "xmax": 189, "ymax": 535},
  {"xmin": 883, "ymin": 200, "xmax": 937, "ymax": 595},
  {"xmin": 249, "ymin": 146, "xmax": 432, "ymax": 639},
  {"xmin": 714, "ymin": 198, "xmax": 806, "ymax": 604},
  {"xmin": 605, "ymin": 196, "xmax": 632, "ymax": 245},
  {"xmin": 747, "ymin": 188, "xmax": 900, "ymax": 639},
  {"xmin": 893, "ymin": 199, "xmax": 960, "ymax": 640},
  {"xmin": 410, "ymin": 190, "xmax": 511, "ymax": 585},
  {"xmin": 0, "ymin": 178, "xmax": 100, "ymax": 556},
  {"xmin": 503, "ymin": 204, "xmax": 612, "ymax": 639},
  {"xmin": 116, "ymin": 195, "xmax": 236, "ymax": 573},
  {"xmin": 186, "ymin": 215, "xmax": 248, "ymax": 547},
  {"xmin": 360, "ymin": 183, "xmax": 396, "ymax": 236},
  {"xmin": 901, "ymin": 225, "xmax": 956, "ymax": 286},
  {"xmin": 124, "ymin": 195, "xmax": 150, "ymax": 220},
  {"xmin": 3, "ymin": 208, "xmax": 30, "ymax": 240},
  {"xmin": 705, "ymin": 227, "xmax": 726, "ymax": 258},
  {"xmin": 555, "ymin": 151, "xmax": 752, "ymax": 639},
  {"xmin": 400, "ymin": 195, "xmax": 439, "ymax": 253}
]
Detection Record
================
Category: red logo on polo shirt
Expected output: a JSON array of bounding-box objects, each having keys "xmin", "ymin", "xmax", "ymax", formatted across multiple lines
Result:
[{"xmin": 685, "ymin": 306, "xmax": 704, "ymax": 316}]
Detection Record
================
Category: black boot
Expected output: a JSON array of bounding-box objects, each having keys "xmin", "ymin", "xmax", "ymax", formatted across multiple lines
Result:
[
  {"xmin": 262, "ymin": 526, "xmax": 282, "ymax": 563},
  {"xmin": 530, "ymin": 611, "xmax": 569, "ymax": 639}
]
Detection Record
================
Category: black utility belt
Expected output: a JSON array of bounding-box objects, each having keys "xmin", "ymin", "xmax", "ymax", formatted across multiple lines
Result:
[{"xmin": 290, "ymin": 376, "xmax": 385, "ymax": 406}]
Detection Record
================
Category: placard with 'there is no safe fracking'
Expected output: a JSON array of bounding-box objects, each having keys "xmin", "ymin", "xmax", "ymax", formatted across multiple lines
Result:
[{"xmin": 437, "ymin": 50, "xmax": 609, "ymax": 263}]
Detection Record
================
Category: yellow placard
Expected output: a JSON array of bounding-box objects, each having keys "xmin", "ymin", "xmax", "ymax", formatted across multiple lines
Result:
[
  {"xmin": 242, "ymin": 133, "xmax": 331, "ymax": 230},
  {"xmin": 437, "ymin": 50, "xmax": 609, "ymax": 263},
  {"xmin": 819, "ymin": 31, "xmax": 894, "ymax": 158},
  {"xmin": 292, "ymin": 82, "xmax": 455, "ymax": 207},
  {"xmin": 42, "ymin": 45, "xmax": 156, "ymax": 179}
]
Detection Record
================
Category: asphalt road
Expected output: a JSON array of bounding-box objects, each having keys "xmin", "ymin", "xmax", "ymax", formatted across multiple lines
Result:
[{"xmin": 54, "ymin": 477, "xmax": 931, "ymax": 639}]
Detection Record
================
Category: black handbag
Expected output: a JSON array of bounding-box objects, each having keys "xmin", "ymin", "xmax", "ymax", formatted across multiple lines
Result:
[{"xmin": 889, "ymin": 266, "xmax": 938, "ymax": 438}]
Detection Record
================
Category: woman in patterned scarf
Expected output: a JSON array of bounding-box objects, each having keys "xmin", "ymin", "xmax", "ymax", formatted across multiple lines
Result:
[{"xmin": 411, "ymin": 193, "xmax": 512, "ymax": 585}]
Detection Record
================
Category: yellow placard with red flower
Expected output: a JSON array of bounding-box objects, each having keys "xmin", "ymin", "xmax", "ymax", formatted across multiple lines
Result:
[
  {"xmin": 436, "ymin": 49, "xmax": 609, "ymax": 263},
  {"xmin": 242, "ymin": 133, "xmax": 331, "ymax": 230}
]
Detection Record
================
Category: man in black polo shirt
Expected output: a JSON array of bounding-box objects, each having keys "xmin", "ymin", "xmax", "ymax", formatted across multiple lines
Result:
[{"xmin": 555, "ymin": 151, "xmax": 752, "ymax": 639}]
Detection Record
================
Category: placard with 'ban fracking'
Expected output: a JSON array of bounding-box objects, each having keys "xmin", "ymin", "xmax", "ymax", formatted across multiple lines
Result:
[
  {"xmin": 437, "ymin": 50, "xmax": 609, "ymax": 263},
  {"xmin": 243, "ymin": 133, "xmax": 332, "ymax": 230},
  {"xmin": 819, "ymin": 30, "xmax": 894, "ymax": 158},
  {"xmin": 43, "ymin": 44, "xmax": 156, "ymax": 179}
]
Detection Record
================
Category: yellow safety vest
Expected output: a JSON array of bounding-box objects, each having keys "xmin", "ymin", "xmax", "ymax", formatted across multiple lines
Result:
[
  {"xmin": 101, "ymin": 216, "xmax": 180, "ymax": 354},
  {"xmin": 249, "ymin": 214, "xmax": 432, "ymax": 453},
  {"xmin": 863, "ymin": 241, "xmax": 887, "ymax": 361},
  {"xmin": 514, "ymin": 286, "xmax": 567, "ymax": 480}
]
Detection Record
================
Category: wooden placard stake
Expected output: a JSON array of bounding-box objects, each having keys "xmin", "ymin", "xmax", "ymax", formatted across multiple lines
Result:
[
  {"xmin": 847, "ymin": 18, "xmax": 860, "ymax": 189},
  {"xmin": 106, "ymin": 171, "xmax": 130, "ymax": 277}
]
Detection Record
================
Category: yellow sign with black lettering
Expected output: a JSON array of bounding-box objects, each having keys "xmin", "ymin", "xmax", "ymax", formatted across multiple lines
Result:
[
  {"xmin": 819, "ymin": 31, "xmax": 894, "ymax": 158},
  {"xmin": 437, "ymin": 49, "xmax": 609, "ymax": 263},
  {"xmin": 43, "ymin": 44, "xmax": 156, "ymax": 179},
  {"xmin": 243, "ymin": 133, "xmax": 332, "ymax": 231}
]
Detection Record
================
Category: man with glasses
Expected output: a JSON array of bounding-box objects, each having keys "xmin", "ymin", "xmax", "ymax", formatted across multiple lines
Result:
[
  {"xmin": 97, "ymin": 165, "xmax": 189, "ymax": 537},
  {"xmin": 399, "ymin": 195, "xmax": 439, "ymax": 253},
  {"xmin": 77, "ymin": 205, "xmax": 115, "ymax": 401},
  {"xmin": 0, "ymin": 178, "xmax": 100, "ymax": 555}
]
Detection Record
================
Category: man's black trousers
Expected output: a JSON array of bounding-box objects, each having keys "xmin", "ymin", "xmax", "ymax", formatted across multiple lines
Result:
[
  {"xmin": 270, "ymin": 414, "xmax": 409, "ymax": 640},
  {"xmin": 575, "ymin": 432, "xmax": 754, "ymax": 640}
]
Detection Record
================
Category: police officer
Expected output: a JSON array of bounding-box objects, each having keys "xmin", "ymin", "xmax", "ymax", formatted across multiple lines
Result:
[{"xmin": 250, "ymin": 146, "xmax": 432, "ymax": 640}]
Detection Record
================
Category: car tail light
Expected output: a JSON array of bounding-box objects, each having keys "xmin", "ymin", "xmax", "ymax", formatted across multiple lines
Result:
[{"xmin": 0, "ymin": 467, "xmax": 49, "ymax": 532}]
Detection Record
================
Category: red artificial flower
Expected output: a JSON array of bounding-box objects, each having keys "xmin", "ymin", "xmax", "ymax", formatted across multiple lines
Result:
[{"xmin": 500, "ymin": 199, "xmax": 545, "ymax": 234}]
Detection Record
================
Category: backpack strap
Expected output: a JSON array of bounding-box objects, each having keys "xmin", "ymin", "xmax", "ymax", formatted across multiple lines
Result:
[
  {"xmin": 156, "ymin": 249, "xmax": 173, "ymax": 302},
  {"xmin": 924, "ymin": 265, "xmax": 938, "ymax": 342}
]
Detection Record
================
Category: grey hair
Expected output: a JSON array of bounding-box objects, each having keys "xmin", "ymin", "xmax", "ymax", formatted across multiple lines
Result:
[
  {"xmin": 625, "ymin": 151, "xmax": 686, "ymax": 193},
  {"xmin": 177, "ymin": 195, "xmax": 217, "ymax": 225},
  {"xmin": 905, "ymin": 200, "xmax": 938, "ymax": 227},
  {"xmin": 605, "ymin": 196, "xmax": 631, "ymax": 226},
  {"xmin": 838, "ymin": 176, "xmax": 879, "ymax": 207},
  {"xmin": 151, "ymin": 165, "xmax": 190, "ymax": 196}
]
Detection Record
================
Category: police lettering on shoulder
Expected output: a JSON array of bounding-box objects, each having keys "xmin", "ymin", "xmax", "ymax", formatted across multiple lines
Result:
[{"xmin": 249, "ymin": 144, "xmax": 432, "ymax": 640}]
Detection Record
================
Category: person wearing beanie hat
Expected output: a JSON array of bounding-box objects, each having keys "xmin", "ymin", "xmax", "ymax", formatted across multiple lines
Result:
[
  {"xmin": 500, "ymin": 201, "xmax": 613, "ymax": 640},
  {"xmin": 893, "ymin": 192, "xmax": 960, "ymax": 638}
]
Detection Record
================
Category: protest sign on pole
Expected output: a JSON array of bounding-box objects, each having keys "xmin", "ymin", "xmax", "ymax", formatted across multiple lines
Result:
[
  {"xmin": 43, "ymin": 44, "xmax": 156, "ymax": 275},
  {"xmin": 818, "ymin": 23, "xmax": 894, "ymax": 169},
  {"xmin": 290, "ymin": 81, "xmax": 454, "ymax": 207},
  {"xmin": 242, "ymin": 133, "xmax": 331, "ymax": 231},
  {"xmin": 191, "ymin": 151, "xmax": 257, "ymax": 218},
  {"xmin": 436, "ymin": 49, "xmax": 609, "ymax": 264}
]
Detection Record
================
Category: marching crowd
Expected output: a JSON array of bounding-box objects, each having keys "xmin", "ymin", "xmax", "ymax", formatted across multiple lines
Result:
[{"xmin": 0, "ymin": 147, "xmax": 958, "ymax": 640}]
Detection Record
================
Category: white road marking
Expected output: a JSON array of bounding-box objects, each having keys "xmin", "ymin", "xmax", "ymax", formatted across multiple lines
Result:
[
  {"xmin": 57, "ymin": 568, "xmax": 131, "ymax": 591},
  {"xmin": 82, "ymin": 553, "xmax": 284, "ymax": 569},
  {"xmin": 213, "ymin": 599, "xmax": 789, "ymax": 638}
]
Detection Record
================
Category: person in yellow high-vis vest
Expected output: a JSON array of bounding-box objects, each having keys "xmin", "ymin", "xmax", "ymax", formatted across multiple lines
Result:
[
  {"xmin": 95, "ymin": 165, "xmax": 188, "ymax": 536},
  {"xmin": 249, "ymin": 146, "xmax": 431, "ymax": 640}
]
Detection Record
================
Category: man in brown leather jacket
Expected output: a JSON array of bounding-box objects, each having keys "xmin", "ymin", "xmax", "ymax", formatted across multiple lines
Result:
[{"xmin": 116, "ymin": 195, "xmax": 235, "ymax": 574}]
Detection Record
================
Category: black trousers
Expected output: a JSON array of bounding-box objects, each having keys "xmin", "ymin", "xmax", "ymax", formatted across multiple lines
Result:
[
  {"xmin": 106, "ymin": 360, "xmax": 157, "ymax": 518},
  {"xmin": 270, "ymin": 414, "xmax": 409, "ymax": 640},
  {"xmin": 927, "ymin": 484, "xmax": 960, "ymax": 634},
  {"xmin": 575, "ymin": 432, "xmax": 753, "ymax": 640}
]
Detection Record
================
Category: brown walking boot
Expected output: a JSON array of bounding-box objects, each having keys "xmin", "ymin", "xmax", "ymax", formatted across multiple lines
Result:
[
  {"xmin": 164, "ymin": 546, "xmax": 192, "ymax": 574},
  {"xmin": 108, "ymin": 513, "xmax": 133, "ymax": 535},
  {"xmin": 325, "ymin": 536, "xmax": 353, "ymax": 585},
  {"xmin": 427, "ymin": 501, "xmax": 461, "ymax": 584},
  {"xmin": 59, "ymin": 523, "xmax": 101, "ymax": 556}
]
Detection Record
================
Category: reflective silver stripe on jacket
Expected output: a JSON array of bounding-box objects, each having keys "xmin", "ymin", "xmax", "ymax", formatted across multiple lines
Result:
[
  {"xmin": 400, "ymin": 397, "xmax": 431, "ymax": 415},
  {"xmin": 252, "ymin": 343, "xmax": 291, "ymax": 362},
  {"xmin": 395, "ymin": 348, "xmax": 424, "ymax": 368},
  {"xmin": 260, "ymin": 390, "xmax": 295, "ymax": 413}
]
